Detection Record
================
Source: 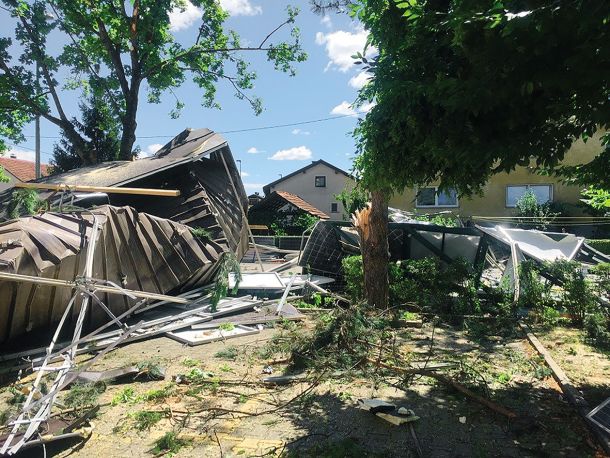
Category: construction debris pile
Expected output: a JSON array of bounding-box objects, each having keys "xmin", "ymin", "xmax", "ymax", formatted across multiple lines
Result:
[
  {"xmin": 0, "ymin": 128, "xmax": 312, "ymax": 454},
  {"xmin": 1, "ymin": 131, "xmax": 609, "ymax": 455}
]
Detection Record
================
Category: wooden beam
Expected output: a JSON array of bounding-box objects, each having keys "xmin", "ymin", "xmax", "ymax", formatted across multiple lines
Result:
[
  {"xmin": 14, "ymin": 182, "xmax": 181, "ymax": 197},
  {"xmin": 520, "ymin": 324, "xmax": 610, "ymax": 454}
]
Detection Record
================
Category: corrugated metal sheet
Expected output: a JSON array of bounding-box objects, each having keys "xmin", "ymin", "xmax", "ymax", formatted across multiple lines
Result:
[
  {"xmin": 0, "ymin": 205, "xmax": 223, "ymax": 343},
  {"xmin": 0, "ymin": 128, "xmax": 250, "ymax": 343}
]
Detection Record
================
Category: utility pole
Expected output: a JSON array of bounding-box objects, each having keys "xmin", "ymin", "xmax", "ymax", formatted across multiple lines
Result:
[
  {"xmin": 35, "ymin": 63, "xmax": 40, "ymax": 179},
  {"xmin": 34, "ymin": 11, "xmax": 55, "ymax": 179}
]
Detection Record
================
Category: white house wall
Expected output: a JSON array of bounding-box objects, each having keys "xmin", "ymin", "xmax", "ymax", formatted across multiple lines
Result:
[{"xmin": 267, "ymin": 162, "xmax": 356, "ymax": 221}]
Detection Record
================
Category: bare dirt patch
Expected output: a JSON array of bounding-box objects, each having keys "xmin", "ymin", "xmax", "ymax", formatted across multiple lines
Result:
[{"xmin": 0, "ymin": 319, "xmax": 603, "ymax": 457}]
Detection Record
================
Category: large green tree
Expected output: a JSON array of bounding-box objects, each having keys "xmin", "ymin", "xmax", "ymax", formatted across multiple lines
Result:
[
  {"xmin": 314, "ymin": 0, "xmax": 609, "ymax": 307},
  {"xmin": 0, "ymin": 0, "xmax": 306, "ymax": 164},
  {"xmin": 353, "ymin": 0, "xmax": 608, "ymax": 195},
  {"xmin": 51, "ymin": 94, "xmax": 122, "ymax": 173}
]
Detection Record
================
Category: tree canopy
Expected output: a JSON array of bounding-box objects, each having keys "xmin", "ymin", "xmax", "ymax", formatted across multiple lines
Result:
[
  {"xmin": 0, "ymin": 0, "xmax": 307, "ymax": 165},
  {"xmin": 50, "ymin": 94, "xmax": 122, "ymax": 173},
  {"xmin": 351, "ymin": 0, "xmax": 609, "ymax": 196}
]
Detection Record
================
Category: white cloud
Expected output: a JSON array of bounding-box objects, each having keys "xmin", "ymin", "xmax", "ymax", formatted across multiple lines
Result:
[
  {"xmin": 291, "ymin": 128, "xmax": 310, "ymax": 135},
  {"xmin": 330, "ymin": 100, "xmax": 375, "ymax": 116},
  {"xmin": 1, "ymin": 147, "xmax": 34, "ymax": 161},
  {"xmin": 268, "ymin": 146, "xmax": 312, "ymax": 161},
  {"xmin": 220, "ymin": 0, "xmax": 262, "ymax": 16},
  {"xmin": 330, "ymin": 101, "xmax": 356, "ymax": 116},
  {"xmin": 247, "ymin": 147, "xmax": 260, "ymax": 154},
  {"xmin": 315, "ymin": 27, "xmax": 376, "ymax": 72},
  {"xmin": 141, "ymin": 143, "xmax": 163, "ymax": 158},
  {"xmin": 349, "ymin": 71, "xmax": 372, "ymax": 89},
  {"xmin": 359, "ymin": 101, "xmax": 376, "ymax": 113},
  {"xmin": 320, "ymin": 15, "xmax": 332, "ymax": 29},
  {"xmin": 243, "ymin": 182, "xmax": 265, "ymax": 190},
  {"xmin": 240, "ymin": 171, "xmax": 249, "ymax": 177},
  {"xmin": 169, "ymin": 1, "xmax": 201, "ymax": 32}
]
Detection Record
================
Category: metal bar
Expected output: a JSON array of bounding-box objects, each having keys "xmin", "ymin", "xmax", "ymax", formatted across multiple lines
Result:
[
  {"xmin": 14, "ymin": 182, "xmax": 181, "ymax": 197},
  {"xmin": 0, "ymin": 272, "xmax": 196, "ymax": 305},
  {"xmin": 276, "ymin": 274, "xmax": 296, "ymax": 315}
]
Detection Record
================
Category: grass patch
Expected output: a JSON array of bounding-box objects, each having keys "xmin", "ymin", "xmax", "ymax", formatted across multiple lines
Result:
[
  {"xmin": 214, "ymin": 346, "xmax": 239, "ymax": 360},
  {"xmin": 143, "ymin": 384, "xmax": 175, "ymax": 403},
  {"xmin": 219, "ymin": 363, "xmax": 233, "ymax": 373},
  {"xmin": 112, "ymin": 387, "xmax": 138, "ymax": 405},
  {"xmin": 131, "ymin": 410, "xmax": 166, "ymax": 431},
  {"xmin": 151, "ymin": 431, "xmax": 191, "ymax": 455},
  {"xmin": 63, "ymin": 382, "xmax": 106, "ymax": 409},
  {"xmin": 182, "ymin": 357, "xmax": 200, "ymax": 367}
]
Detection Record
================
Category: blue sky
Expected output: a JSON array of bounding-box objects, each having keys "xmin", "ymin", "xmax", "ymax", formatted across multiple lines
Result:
[{"xmin": 1, "ymin": 1, "xmax": 375, "ymax": 195}]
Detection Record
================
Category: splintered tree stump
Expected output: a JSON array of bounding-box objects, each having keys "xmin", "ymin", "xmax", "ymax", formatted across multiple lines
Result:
[{"xmin": 353, "ymin": 189, "xmax": 389, "ymax": 308}]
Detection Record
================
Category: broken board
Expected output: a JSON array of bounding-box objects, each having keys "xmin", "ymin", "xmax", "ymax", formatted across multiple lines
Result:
[
  {"xmin": 166, "ymin": 324, "xmax": 259, "ymax": 346},
  {"xmin": 229, "ymin": 272, "xmax": 285, "ymax": 290}
]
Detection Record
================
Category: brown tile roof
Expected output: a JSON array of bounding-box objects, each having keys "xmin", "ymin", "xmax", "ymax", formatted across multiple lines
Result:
[
  {"xmin": 275, "ymin": 191, "xmax": 330, "ymax": 219},
  {"xmin": 0, "ymin": 157, "xmax": 49, "ymax": 182}
]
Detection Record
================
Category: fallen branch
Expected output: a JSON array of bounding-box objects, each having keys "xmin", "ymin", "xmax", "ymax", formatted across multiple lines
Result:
[{"xmin": 367, "ymin": 359, "xmax": 517, "ymax": 419}]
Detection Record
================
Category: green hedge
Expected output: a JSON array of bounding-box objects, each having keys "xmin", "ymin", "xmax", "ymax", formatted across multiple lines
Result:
[{"xmin": 587, "ymin": 239, "xmax": 610, "ymax": 255}]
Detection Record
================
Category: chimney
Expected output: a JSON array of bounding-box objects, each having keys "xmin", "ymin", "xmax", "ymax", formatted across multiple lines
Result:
[{"xmin": 9, "ymin": 153, "xmax": 16, "ymax": 159}]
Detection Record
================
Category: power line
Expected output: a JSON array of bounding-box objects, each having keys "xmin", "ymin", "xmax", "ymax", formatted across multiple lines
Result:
[
  {"xmin": 16, "ymin": 113, "xmax": 361, "ymax": 140},
  {"xmin": 4, "ymin": 143, "xmax": 53, "ymax": 158}
]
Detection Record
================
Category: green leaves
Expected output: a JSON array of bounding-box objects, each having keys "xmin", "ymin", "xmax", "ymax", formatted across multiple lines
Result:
[
  {"xmin": 1, "ymin": 0, "xmax": 306, "ymax": 164},
  {"xmin": 352, "ymin": 0, "xmax": 609, "ymax": 196}
]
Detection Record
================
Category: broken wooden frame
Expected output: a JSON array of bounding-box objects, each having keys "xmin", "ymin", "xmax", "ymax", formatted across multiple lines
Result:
[{"xmin": 299, "ymin": 221, "xmax": 488, "ymax": 284}]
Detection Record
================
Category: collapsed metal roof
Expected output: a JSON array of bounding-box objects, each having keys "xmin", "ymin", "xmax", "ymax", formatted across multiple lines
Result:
[{"xmin": 35, "ymin": 128, "xmax": 227, "ymax": 188}]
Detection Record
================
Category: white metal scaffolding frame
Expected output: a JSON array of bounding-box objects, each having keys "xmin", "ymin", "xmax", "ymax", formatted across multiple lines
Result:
[{"xmin": 0, "ymin": 213, "xmax": 151, "ymax": 455}]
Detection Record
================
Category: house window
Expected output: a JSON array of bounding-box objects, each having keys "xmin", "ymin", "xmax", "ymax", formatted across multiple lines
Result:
[
  {"xmin": 416, "ymin": 187, "xmax": 458, "ymax": 208},
  {"xmin": 331, "ymin": 203, "xmax": 338, "ymax": 213},
  {"xmin": 315, "ymin": 176, "xmax": 326, "ymax": 187},
  {"xmin": 506, "ymin": 184, "xmax": 552, "ymax": 207}
]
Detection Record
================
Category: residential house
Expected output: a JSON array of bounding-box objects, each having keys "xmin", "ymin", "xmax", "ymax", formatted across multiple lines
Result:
[
  {"xmin": 248, "ymin": 192, "xmax": 263, "ymax": 207},
  {"xmin": 389, "ymin": 132, "xmax": 604, "ymax": 217},
  {"xmin": 0, "ymin": 155, "xmax": 49, "ymax": 191},
  {"xmin": 249, "ymin": 190, "xmax": 329, "ymax": 226},
  {"xmin": 263, "ymin": 159, "xmax": 356, "ymax": 221}
]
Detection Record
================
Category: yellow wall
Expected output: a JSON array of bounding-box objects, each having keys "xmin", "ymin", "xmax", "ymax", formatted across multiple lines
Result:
[{"xmin": 389, "ymin": 132, "xmax": 604, "ymax": 217}]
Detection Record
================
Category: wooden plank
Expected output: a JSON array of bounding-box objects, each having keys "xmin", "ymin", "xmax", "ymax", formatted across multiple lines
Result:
[
  {"xmin": 520, "ymin": 324, "xmax": 610, "ymax": 454},
  {"xmin": 14, "ymin": 182, "xmax": 180, "ymax": 197}
]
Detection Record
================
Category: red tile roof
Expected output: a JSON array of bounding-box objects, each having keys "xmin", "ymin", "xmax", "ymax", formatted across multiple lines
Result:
[
  {"xmin": 275, "ymin": 191, "xmax": 330, "ymax": 219},
  {"xmin": 0, "ymin": 157, "xmax": 49, "ymax": 182}
]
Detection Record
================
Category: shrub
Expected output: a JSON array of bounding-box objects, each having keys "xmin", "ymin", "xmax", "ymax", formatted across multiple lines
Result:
[
  {"xmin": 514, "ymin": 190, "xmax": 559, "ymax": 229},
  {"xmin": 587, "ymin": 239, "xmax": 610, "ymax": 255},
  {"xmin": 342, "ymin": 255, "xmax": 364, "ymax": 302},
  {"xmin": 546, "ymin": 260, "xmax": 597, "ymax": 325},
  {"xmin": 518, "ymin": 260, "xmax": 553, "ymax": 312},
  {"xmin": 584, "ymin": 311, "xmax": 610, "ymax": 349},
  {"xmin": 590, "ymin": 262, "xmax": 610, "ymax": 300},
  {"xmin": 540, "ymin": 306, "xmax": 562, "ymax": 328}
]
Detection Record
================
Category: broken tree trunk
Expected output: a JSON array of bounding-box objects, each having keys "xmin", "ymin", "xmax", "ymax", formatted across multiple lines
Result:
[{"xmin": 354, "ymin": 189, "xmax": 389, "ymax": 308}]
